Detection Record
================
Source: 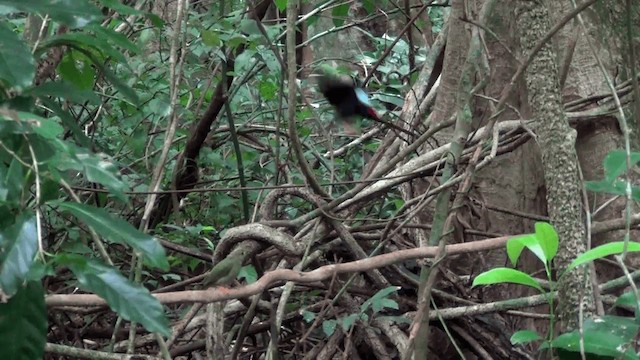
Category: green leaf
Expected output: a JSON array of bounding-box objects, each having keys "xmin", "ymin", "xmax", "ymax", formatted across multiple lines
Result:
[
  {"xmin": 58, "ymin": 254, "xmax": 170, "ymax": 336},
  {"xmin": 201, "ymin": 29, "xmax": 221, "ymax": 47},
  {"xmin": 238, "ymin": 265, "xmax": 257, "ymax": 284},
  {"xmin": 332, "ymin": 3, "xmax": 349, "ymax": 27},
  {"xmin": 0, "ymin": 214, "xmax": 38, "ymax": 297},
  {"xmin": 506, "ymin": 223, "xmax": 558, "ymax": 266},
  {"xmin": 274, "ymin": 0, "xmax": 287, "ymax": 11},
  {"xmin": 57, "ymin": 52, "xmax": 96, "ymax": 90},
  {"xmin": 45, "ymin": 33, "xmax": 127, "ymax": 63},
  {"xmin": 535, "ymin": 222, "xmax": 558, "ymax": 262},
  {"xmin": 585, "ymin": 178, "xmax": 625, "ymax": 196},
  {"xmin": 0, "ymin": 22, "xmax": 35, "ymax": 89},
  {"xmin": 28, "ymin": 80, "xmax": 100, "ymax": 105},
  {"xmin": 361, "ymin": 286, "xmax": 399, "ymax": 313},
  {"xmin": 551, "ymin": 316, "xmax": 639, "ymax": 360},
  {"xmin": 374, "ymin": 93, "xmax": 404, "ymax": 107},
  {"xmin": 0, "ymin": 0, "xmax": 102, "ymax": 28},
  {"xmin": 506, "ymin": 234, "xmax": 536, "ymax": 266},
  {"xmin": 565, "ymin": 241, "xmax": 640, "ymax": 274},
  {"xmin": 240, "ymin": 19, "xmax": 261, "ymax": 37},
  {"xmin": 603, "ymin": 150, "xmax": 640, "ymax": 182},
  {"xmin": 472, "ymin": 268, "xmax": 543, "ymax": 292},
  {"xmin": 301, "ymin": 310, "xmax": 316, "ymax": 323},
  {"xmin": 615, "ymin": 291, "xmax": 640, "ymax": 311},
  {"xmin": 362, "ymin": 0, "xmax": 375, "ymax": 13},
  {"xmin": 58, "ymin": 202, "xmax": 169, "ymax": 270},
  {"xmin": 87, "ymin": 24, "xmax": 140, "ymax": 54},
  {"xmin": 56, "ymin": 147, "xmax": 129, "ymax": 202},
  {"xmin": 39, "ymin": 99, "xmax": 92, "ymax": 148},
  {"xmin": 340, "ymin": 313, "xmax": 360, "ymax": 332},
  {"xmin": 0, "ymin": 281, "xmax": 47, "ymax": 360},
  {"xmin": 5, "ymin": 111, "xmax": 64, "ymax": 139},
  {"xmin": 322, "ymin": 319, "xmax": 337, "ymax": 337},
  {"xmin": 510, "ymin": 330, "xmax": 541, "ymax": 345},
  {"xmin": 99, "ymin": 60, "xmax": 139, "ymax": 105},
  {"xmin": 258, "ymin": 80, "xmax": 278, "ymax": 100},
  {"xmin": 5, "ymin": 154, "xmax": 25, "ymax": 203}
]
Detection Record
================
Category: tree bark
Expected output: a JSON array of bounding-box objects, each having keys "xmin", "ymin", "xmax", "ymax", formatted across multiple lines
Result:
[{"xmin": 516, "ymin": 0, "xmax": 594, "ymax": 331}]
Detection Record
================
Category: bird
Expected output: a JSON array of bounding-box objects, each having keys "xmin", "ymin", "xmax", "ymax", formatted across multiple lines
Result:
[
  {"xmin": 316, "ymin": 67, "xmax": 417, "ymax": 138},
  {"xmin": 202, "ymin": 249, "xmax": 247, "ymax": 288},
  {"xmin": 317, "ymin": 69, "xmax": 380, "ymax": 122}
]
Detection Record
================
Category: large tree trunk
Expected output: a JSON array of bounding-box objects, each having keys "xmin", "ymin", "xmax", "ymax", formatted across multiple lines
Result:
[{"xmin": 516, "ymin": 0, "xmax": 594, "ymax": 331}]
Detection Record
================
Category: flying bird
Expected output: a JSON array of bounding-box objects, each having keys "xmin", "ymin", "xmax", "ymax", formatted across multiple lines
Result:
[
  {"xmin": 317, "ymin": 71, "xmax": 380, "ymax": 122},
  {"xmin": 316, "ymin": 68, "xmax": 416, "ymax": 138}
]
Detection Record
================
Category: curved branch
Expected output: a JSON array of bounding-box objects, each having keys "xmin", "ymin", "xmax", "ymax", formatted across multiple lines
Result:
[{"xmin": 47, "ymin": 235, "xmax": 509, "ymax": 307}]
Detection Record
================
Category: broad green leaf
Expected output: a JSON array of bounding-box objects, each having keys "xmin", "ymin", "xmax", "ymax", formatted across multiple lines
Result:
[
  {"xmin": 340, "ymin": 313, "xmax": 360, "ymax": 332},
  {"xmin": 55, "ymin": 45, "xmax": 137, "ymax": 104},
  {"xmin": 565, "ymin": 241, "xmax": 640, "ymax": 274},
  {"xmin": 56, "ymin": 147, "xmax": 129, "ymax": 202},
  {"xmin": 361, "ymin": 286, "xmax": 399, "ymax": 313},
  {"xmin": 322, "ymin": 319, "xmax": 337, "ymax": 337},
  {"xmin": 507, "ymin": 223, "xmax": 557, "ymax": 266},
  {"xmin": 28, "ymin": 80, "xmax": 100, "ymax": 105},
  {"xmin": 0, "ymin": 281, "xmax": 46, "ymax": 360},
  {"xmin": 58, "ymin": 255, "xmax": 170, "ymax": 336},
  {"xmin": 508, "ymin": 232, "xmax": 551, "ymax": 266},
  {"xmin": 39, "ymin": 99, "xmax": 92, "ymax": 148},
  {"xmin": 258, "ymin": 50, "xmax": 279, "ymax": 73},
  {"xmin": 585, "ymin": 179, "xmax": 625, "ymax": 196},
  {"xmin": 46, "ymin": 33, "xmax": 126, "ymax": 63},
  {"xmin": 535, "ymin": 222, "xmax": 558, "ymax": 261},
  {"xmin": 632, "ymin": 186, "xmax": 640, "ymax": 201},
  {"xmin": 602, "ymin": 150, "xmax": 640, "ymax": 182},
  {"xmin": 77, "ymin": 153, "xmax": 129, "ymax": 201},
  {"xmin": 0, "ymin": 22, "xmax": 35, "ymax": 89},
  {"xmin": 551, "ymin": 316, "xmax": 639, "ymax": 360},
  {"xmin": 472, "ymin": 268, "xmax": 543, "ymax": 292},
  {"xmin": 99, "ymin": 60, "xmax": 139, "ymax": 105},
  {"xmin": 0, "ymin": 0, "xmax": 102, "ymax": 28},
  {"xmin": 375, "ymin": 298, "xmax": 399, "ymax": 313},
  {"xmin": 362, "ymin": 0, "xmax": 375, "ymax": 13},
  {"xmin": 201, "ymin": 29, "xmax": 221, "ymax": 47},
  {"xmin": 258, "ymin": 80, "xmax": 278, "ymax": 100},
  {"xmin": 28, "ymin": 133, "xmax": 61, "ymax": 164},
  {"xmin": 0, "ymin": 110, "xmax": 64, "ymax": 139},
  {"xmin": 148, "ymin": 97, "xmax": 171, "ymax": 117},
  {"xmin": 510, "ymin": 330, "xmax": 541, "ymax": 345},
  {"xmin": 5, "ymin": 156, "xmax": 24, "ymax": 203},
  {"xmin": 87, "ymin": 24, "xmax": 140, "ymax": 54},
  {"xmin": 240, "ymin": 19, "xmax": 261, "ymax": 37},
  {"xmin": 614, "ymin": 291, "xmax": 640, "ymax": 311},
  {"xmin": 374, "ymin": 93, "xmax": 404, "ymax": 107},
  {"xmin": 235, "ymin": 49, "xmax": 257, "ymax": 74},
  {"xmin": 307, "ymin": 14, "xmax": 320, "ymax": 27},
  {"xmin": 274, "ymin": 0, "xmax": 287, "ymax": 11},
  {"xmin": 58, "ymin": 203, "xmax": 169, "ymax": 270},
  {"xmin": 301, "ymin": 310, "xmax": 316, "ymax": 323},
  {"xmin": 332, "ymin": 3, "xmax": 349, "ymax": 27},
  {"xmin": 0, "ymin": 214, "xmax": 38, "ymax": 297},
  {"xmin": 58, "ymin": 52, "xmax": 96, "ymax": 90},
  {"xmin": 238, "ymin": 265, "xmax": 257, "ymax": 284},
  {"xmin": 0, "ymin": 163, "xmax": 10, "ymax": 202}
]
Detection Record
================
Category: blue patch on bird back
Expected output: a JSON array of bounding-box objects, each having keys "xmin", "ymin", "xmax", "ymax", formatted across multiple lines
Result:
[{"xmin": 355, "ymin": 88, "xmax": 371, "ymax": 106}]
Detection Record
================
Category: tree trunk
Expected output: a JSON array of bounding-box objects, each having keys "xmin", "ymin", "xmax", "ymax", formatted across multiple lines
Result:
[{"xmin": 516, "ymin": 0, "xmax": 594, "ymax": 331}]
